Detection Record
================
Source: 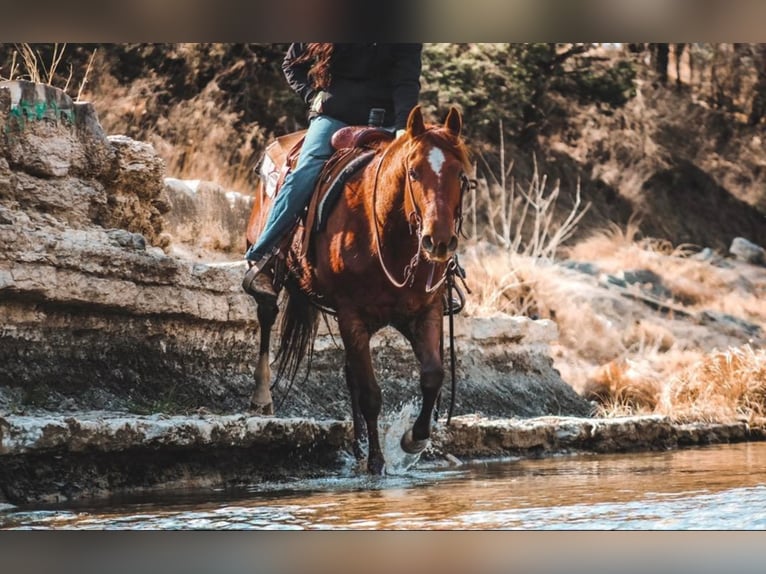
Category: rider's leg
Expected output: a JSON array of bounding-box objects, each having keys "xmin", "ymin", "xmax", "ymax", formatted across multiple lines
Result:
[
  {"xmin": 243, "ymin": 115, "xmax": 346, "ymax": 300},
  {"xmin": 245, "ymin": 114, "xmax": 347, "ymax": 265}
]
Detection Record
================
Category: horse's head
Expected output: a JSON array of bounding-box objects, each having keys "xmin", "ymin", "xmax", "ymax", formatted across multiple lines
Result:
[{"xmin": 402, "ymin": 105, "xmax": 470, "ymax": 263}]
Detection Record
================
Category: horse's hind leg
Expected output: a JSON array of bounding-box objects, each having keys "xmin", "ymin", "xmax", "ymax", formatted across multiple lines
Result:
[
  {"xmin": 338, "ymin": 314, "xmax": 384, "ymax": 474},
  {"xmin": 250, "ymin": 300, "xmax": 279, "ymax": 415}
]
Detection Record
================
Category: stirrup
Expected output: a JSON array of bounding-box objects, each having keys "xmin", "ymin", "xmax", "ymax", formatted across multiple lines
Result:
[
  {"xmin": 442, "ymin": 284, "xmax": 466, "ymax": 315},
  {"xmin": 245, "ymin": 245, "xmax": 278, "ymax": 272},
  {"xmin": 242, "ymin": 248, "xmax": 279, "ymax": 304},
  {"xmin": 242, "ymin": 266, "xmax": 277, "ymax": 304}
]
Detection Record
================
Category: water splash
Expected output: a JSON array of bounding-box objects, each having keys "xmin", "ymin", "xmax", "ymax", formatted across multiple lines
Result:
[{"xmin": 381, "ymin": 401, "xmax": 425, "ymax": 475}]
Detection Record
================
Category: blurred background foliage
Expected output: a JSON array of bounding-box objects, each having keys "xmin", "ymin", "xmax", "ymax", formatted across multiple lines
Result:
[
  {"xmin": 2, "ymin": 42, "xmax": 763, "ymax": 170},
  {"xmin": 1, "ymin": 42, "xmax": 765, "ymax": 251}
]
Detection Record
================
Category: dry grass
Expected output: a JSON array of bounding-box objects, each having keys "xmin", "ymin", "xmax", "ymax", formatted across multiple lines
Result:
[
  {"xmin": 465, "ymin": 218, "xmax": 766, "ymax": 424},
  {"xmin": 462, "ymin": 246, "xmax": 629, "ymax": 365},
  {"xmin": 474, "ymin": 123, "xmax": 591, "ymax": 259},
  {"xmin": 85, "ymin": 65, "xmax": 264, "ymax": 194},
  {"xmin": 564, "ymin": 219, "xmax": 643, "ymax": 263},
  {"xmin": 1, "ymin": 44, "xmax": 94, "ymax": 102},
  {"xmin": 14, "ymin": 43, "xmax": 68, "ymax": 86},
  {"xmin": 462, "ymin": 248, "xmax": 545, "ymax": 317},
  {"xmin": 657, "ymin": 345, "xmax": 766, "ymax": 424},
  {"xmin": 585, "ymin": 349, "xmax": 705, "ymax": 417},
  {"xmin": 717, "ymin": 291, "xmax": 766, "ymax": 325},
  {"xmin": 584, "ymin": 359, "xmax": 663, "ymax": 416},
  {"xmin": 566, "ymin": 222, "xmax": 741, "ymax": 311}
]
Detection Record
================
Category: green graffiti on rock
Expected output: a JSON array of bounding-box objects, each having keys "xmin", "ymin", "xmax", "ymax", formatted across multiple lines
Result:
[{"xmin": 5, "ymin": 99, "xmax": 75, "ymax": 133}]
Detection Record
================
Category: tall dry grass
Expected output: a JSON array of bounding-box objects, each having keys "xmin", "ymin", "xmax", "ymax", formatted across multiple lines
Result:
[
  {"xmin": 465, "ymin": 212, "xmax": 766, "ymax": 424},
  {"xmin": 85, "ymin": 64, "xmax": 265, "ymax": 195},
  {"xmin": 1, "ymin": 44, "xmax": 95, "ymax": 102},
  {"xmin": 658, "ymin": 345, "xmax": 766, "ymax": 424}
]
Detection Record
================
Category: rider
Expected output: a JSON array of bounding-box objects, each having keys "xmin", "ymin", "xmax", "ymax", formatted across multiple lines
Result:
[{"xmin": 242, "ymin": 43, "xmax": 423, "ymax": 302}]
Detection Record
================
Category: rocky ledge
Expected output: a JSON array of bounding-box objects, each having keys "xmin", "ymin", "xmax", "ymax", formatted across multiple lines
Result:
[{"xmin": 1, "ymin": 411, "xmax": 761, "ymax": 504}]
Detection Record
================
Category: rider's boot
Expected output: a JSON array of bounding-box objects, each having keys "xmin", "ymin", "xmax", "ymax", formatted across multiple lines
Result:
[{"xmin": 242, "ymin": 250, "xmax": 278, "ymax": 305}]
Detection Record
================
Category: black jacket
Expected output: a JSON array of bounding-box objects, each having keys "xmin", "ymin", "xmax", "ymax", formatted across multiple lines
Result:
[{"xmin": 282, "ymin": 43, "xmax": 422, "ymax": 130}]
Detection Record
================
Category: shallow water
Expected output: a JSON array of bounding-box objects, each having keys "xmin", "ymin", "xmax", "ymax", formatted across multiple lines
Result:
[{"xmin": 3, "ymin": 441, "xmax": 766, "ymax": 529}]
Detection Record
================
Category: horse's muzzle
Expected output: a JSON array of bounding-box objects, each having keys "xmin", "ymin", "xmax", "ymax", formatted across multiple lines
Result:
[{"xmin": 421, "ymin": 233, "xmax": 458, "ymax": 261}]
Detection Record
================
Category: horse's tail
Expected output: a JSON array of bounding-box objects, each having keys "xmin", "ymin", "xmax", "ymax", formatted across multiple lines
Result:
[{"xmin": 274, "ymin": 281, "xmax": 320, "ymax": 389}]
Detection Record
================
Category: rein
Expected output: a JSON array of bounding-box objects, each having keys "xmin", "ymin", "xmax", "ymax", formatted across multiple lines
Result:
[
  {"xmin": 445, "ymin": 259, "xmax": 458, "ymax": 425},
  {"xmin": 371, "ymin": 142, "xmax": 423, "ymax": 289}
]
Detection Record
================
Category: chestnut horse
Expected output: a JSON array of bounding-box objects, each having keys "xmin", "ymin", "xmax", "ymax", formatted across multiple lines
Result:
[{"xmin": 245, "ymin": 105, "xmax": 470, "ymax": 474}]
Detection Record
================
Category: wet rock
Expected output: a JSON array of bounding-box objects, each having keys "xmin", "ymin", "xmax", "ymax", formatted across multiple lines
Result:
[
  {"xmin": 698, "ymin": 310, "xmax": 762, "ymax": 337},
  {"xmin": 561, "ymin": 260, "xmax": 600, "ymax": 276},
  {"xmin": 730, "ymin": 237, "xmax": 765, "ymax": 265},
  {"xmin": 0, "ymin": 411, "xmax": 759, "ymax": 504},
  {"xmin": 435, "ymin": 414, "xmax": 755, "ymax": 458},
  {"xmin": 0, "ymin": 412, "xmax": 353, "ymax": 503}
]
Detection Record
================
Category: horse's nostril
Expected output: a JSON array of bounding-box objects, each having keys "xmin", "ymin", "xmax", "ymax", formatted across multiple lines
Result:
[
  {"xmin": 447, "ymin": 235, "xmax": 458, "ymax": 252},
  {"xmin": 421, "ymin": 235, "xmax": 434, "ymax": 252}
]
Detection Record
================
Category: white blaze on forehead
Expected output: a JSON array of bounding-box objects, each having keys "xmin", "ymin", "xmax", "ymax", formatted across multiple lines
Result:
[{"xmin": 427, "ymin": 146, "xmax": 446, "ymax": 182}]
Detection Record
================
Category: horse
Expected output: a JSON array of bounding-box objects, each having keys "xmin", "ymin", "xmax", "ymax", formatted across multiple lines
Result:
[{"xmin": 244, "ymin": 105, "xmax": 471, "ymax": 474}]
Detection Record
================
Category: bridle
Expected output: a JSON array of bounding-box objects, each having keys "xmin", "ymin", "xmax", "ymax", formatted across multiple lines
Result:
[{"xmin": 371, "ymin": 134, "xmax": 471, "ymax": 292}]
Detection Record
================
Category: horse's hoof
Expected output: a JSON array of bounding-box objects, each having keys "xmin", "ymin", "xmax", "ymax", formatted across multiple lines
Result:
[
  {"xmin": 368, "ymin": 456, "xmax": 385, "ymax": 475},
  {"xmin": 249, "ymin": 402, "xmax": 274, "ymax": 416},
  {"xmin": 400, "ymin": 429, "xmax": 429, "ymax": 454}
]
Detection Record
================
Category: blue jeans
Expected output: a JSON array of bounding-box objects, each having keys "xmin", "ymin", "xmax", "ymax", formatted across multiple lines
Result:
[{"xmin": 245, "ymin": 114, "xmax": 348, "ymax": 263}]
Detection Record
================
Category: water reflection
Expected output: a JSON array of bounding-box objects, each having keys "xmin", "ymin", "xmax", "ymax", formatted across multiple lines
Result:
[{"xmin": 3, "ymin": 442, "xmax": 766, "ymax": 529}]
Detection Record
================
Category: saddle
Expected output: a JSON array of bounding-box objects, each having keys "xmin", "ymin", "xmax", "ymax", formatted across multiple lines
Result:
[
  {"xmin": 260, "ymin": 126, "xmax": 394, "ymax": 262},
  {"xmin": 259, "ymin": 130, "xmax": 307, "ymax": 198}
]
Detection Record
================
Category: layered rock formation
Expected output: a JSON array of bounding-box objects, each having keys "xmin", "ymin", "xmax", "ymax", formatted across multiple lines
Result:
[{"xmin": 0, "ymin": 80, "xmax": 257, "ymax": 414}]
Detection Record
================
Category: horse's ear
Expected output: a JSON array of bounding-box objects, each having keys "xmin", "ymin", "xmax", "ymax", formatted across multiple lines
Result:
[
  {"xmin": 445, "ymin": 106, "xmax": 462, "ymax": 137},
  {"xmin": 406, "ymin": 105, "xmax": 426, "ymax": 137}
]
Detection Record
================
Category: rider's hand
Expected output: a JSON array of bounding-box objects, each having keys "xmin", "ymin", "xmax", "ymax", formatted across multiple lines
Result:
[
  {"xmin": 396, "ymin": 129, "xmax": 406, "ymax": 139},
  {"xmin": 311, "ymin": 91, "xmax": 324, "ymax": 114}
]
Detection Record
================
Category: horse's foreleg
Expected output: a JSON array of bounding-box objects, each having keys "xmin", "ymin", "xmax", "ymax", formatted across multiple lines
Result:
[
  {"xmin": 399, "ymin": 306, "xmax": 444, "ymax": 454},
  {"xmin": 250, "ymin": 300, "xmax": 279, "ymax": 415},
  {"xmin": 338, "ymin": 314, "xmax": 384, "ymax": 475},
  {"xmin": 344, "ymin": 363, "xmax": 367, "ymax": 461}
]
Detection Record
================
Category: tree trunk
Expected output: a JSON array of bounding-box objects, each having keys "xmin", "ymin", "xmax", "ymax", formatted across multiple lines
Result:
[
  {"xmin": 749, "ymin": 44, "xmax": 766, "ymax": 125},
  {"xmin": 651, "ymin": 43, "xmax": 670, "ymax": 84}
]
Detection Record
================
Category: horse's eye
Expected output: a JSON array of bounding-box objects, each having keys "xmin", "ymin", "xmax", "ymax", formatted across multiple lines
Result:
[{"xmin": 408, "ymin": 168, "xmax": 419, "ymax": 181}]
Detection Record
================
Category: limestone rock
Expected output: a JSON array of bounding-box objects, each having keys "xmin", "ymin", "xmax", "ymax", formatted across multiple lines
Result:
[
  {"xmin": 0, "ymin": 81, "xmax": 114, "ymax": 180},
  {"xmin": 163, "ymin": 177, "xmax": 254, "ymax": 256},
  {"xmin": 730, "ymin": 236, "xmax": 765, "ymax": 265},
  {"xmin": 100, "ymin": 135, "xmax": 168, "ymax": 246}
]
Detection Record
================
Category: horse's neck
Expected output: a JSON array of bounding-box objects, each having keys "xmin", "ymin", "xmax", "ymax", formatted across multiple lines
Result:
[
  {"xmin": 371, "ymin": 146, "xmax": 408, "ymax": 223},
  {"xmin": 371, "ymin": 170, "xmax": 412, "ymax": 240}
]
